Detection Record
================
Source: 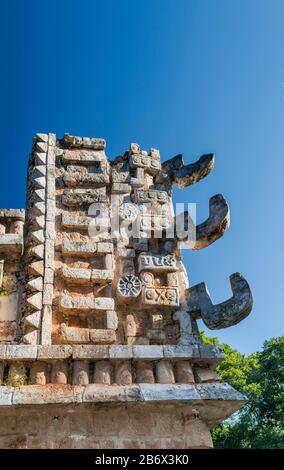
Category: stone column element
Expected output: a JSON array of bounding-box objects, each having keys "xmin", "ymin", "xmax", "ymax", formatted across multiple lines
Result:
[
  {"xmin": 94, "ymin": 360, "xmax": 112, "ymax": 384},
  {"xmin": 30, "ymin": 361, "xmax": 47, "ymax": 385},
  {"xmin": 156, "ymin": 361, "xmax": 175, "ymax": 384},
  {"xmin": 51, "ymin": 361, "xmax": 68, "ymax": 384},
  {"xmin": 136, "ymin": 361, "xmax": 155, "ymax": 383},
  {"xmin": 115, "ymin": 360, "xmax": 132, "ymax": 385},
  {"xmin": 176, "ymin": 361, "xmax": 194, "ymax": 383},
  {"xmin": 72, "ymin": 360, "xmax": 89, "ymax": 385}
]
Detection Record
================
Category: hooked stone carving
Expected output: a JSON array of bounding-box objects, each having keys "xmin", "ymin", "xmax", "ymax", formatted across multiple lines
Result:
[{"xmin": 185, "ymin": 272, "xmax": 253, "ymax": 329}]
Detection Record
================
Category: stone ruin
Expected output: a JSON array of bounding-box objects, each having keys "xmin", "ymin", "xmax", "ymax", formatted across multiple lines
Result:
[{"xmin": 0, "ymin": 133, "xmax": 253, "ymax": 448}]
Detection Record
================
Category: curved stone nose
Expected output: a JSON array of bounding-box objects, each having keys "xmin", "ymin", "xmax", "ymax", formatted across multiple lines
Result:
[{"xmin": 184, "ymin": 272, "xmax": 253, "ymax": 329}]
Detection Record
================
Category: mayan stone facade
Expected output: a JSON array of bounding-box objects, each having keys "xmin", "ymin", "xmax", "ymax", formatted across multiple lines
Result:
[{"xmin": 0, "ymin": 133, "xmax": 253, "ymax": 448}]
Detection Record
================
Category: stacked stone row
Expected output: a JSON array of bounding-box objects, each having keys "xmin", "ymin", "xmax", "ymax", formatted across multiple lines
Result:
[{"xmin": 0, "ymin": 359, "xmax": 220, "ymax": 386}]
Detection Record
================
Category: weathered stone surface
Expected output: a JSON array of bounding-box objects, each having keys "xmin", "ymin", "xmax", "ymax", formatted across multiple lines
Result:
[
  {"xmin": 185, "ymin": 273, "xmax": 253, "ymax": 329},
  {"xmin": 51, "ymin": 360, "xmax": 68, "ymax": 384},
  {"xmin": 29, "ymin": 362, "xmax": 47, "ymax": 385},
  {"xmin": 62, "ymin": 188, "xmax": 107, "ymax": 206},
  {"xmin": 138, "ymin": 252, "xmax": 177, "ymax": 272},
  {"xmin": 133, "ymin": 345, "xmax": 164, "ymax": 359},
  {"xmin": 177, "ymin": 194, "xmax": 230, "ymax": 250},
  {"xmin": 176, "ymin": 361, "xmax": 195, "ymax": 384},
  {"xmin": 72, "ymin": 361, "xmax": 89, "ymax": 385},
  {"xmin": 89, "ymin": 329, "xmax": 116, "ymax": 344},
  {"xmin": 6, "ymin": 345, "xmax": 37, "ymax": 360},
  {"xmin": 62, "ymin": 240, "xmax": 97, "ymax": 256},
  {"xmin": 195, "ymin": 367, "xmax": 222, "ymax": 383},
  {"xmin": 109, "ymin": 345, "xmax": 133, "ymax": 359},
  {"xmin": 37, "ymin": 345, "xmax": 72, "ymax": 360},
  {"xmin": 115, "ymin": 361, "xmax": 132, "ymax": 385},
  {"xmin": 93, "ymin": 360, "xmax": 112, "ymax": 385},
  {"xmin": 156, "ymin": 361, "xmax": 175, "ymax": 384},
  {"xmin": 60, "ymin": 292, "xmax": 114, "ymax": 311},
  {"xmin": 63, "ymin": 133, "xmax": 106, "ymax": 150},
  {"xmin": 58, "ymin": 324, "xmax": 90, "ymax": 344},
  {"xmin": 136, "ymin": 361, "xmax": 155, "ymax": 384},
  {"xmin": 72, "ymin": 345, "xmax": 109, "ymax": 360}
]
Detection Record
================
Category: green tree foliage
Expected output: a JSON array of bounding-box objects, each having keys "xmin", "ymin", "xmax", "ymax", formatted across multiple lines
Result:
[{"xmin": 200, "ymin": 333, "xmax": 284, "ymax": 448}]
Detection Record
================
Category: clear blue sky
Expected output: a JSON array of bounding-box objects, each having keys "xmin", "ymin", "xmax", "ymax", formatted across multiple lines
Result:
[{"xmin": 1, "ymin": 0, "xmax": 283, "ymax": 354}]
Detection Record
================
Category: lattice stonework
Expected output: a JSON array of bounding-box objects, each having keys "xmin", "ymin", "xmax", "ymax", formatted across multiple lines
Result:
[{"xmin": 0, "ymin": 133, "xmax": 253, "ymax": 449}]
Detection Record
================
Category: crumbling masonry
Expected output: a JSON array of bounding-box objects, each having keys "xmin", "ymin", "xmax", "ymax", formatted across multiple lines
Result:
[{"xmin": 0, "ymin": 133, "xmax": 253, "ymax": 448}]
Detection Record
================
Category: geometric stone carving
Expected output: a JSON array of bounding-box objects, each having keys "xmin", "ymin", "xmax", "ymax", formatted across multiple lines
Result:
[
  {"xmin": 138, "ymin": 252, "xmax": 177, "ymax": 272},
  {"xmin": 142, "ymin": 286, "xmax": 179, "ymax": 306},
  {"xmin": 117, "ymin": 275, "xmax": 142, "ymax": 298}
]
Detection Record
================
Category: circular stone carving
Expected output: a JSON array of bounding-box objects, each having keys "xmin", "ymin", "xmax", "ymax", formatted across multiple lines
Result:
[
  {"xmin": 117, "ymin": 275, "xmax": 142, "ymax": 298},
  {"xmin": 119, "ymin": 203, "xmax": 139, "ymax": 222},
  {"xmin": 140, "ymin": 272, "xmax": 154, "ymax": 286}
]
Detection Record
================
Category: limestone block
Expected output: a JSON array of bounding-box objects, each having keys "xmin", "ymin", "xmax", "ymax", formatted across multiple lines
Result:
[
  {"xmin": 0, "ymin": 321, "xmax": 17, "ymax": 342},
  {"xmin": 25, "ymin": 311, "xmax": 41, "ymax": 329},
  {"xmin": 41, "ymin": 305, "xmax": 52, "ymax": 345},
  {"xmin": 96, "ymin": 242, "xmax": 113, "ymax": 253},
  {"xmin": 30, "ymin": 229, "xmax": 45, "ymax": 245},
  {"xmin": 72, "ymin": 360, "xmax": 89, "ymax": 385},
  {"xmin": 138, "ymin": 252, "xmax": 177, "ymax": 272},
  {"xmin": 106, "ymin": 310, "xmax": 118, "ymax": 330},
  {"xmin": 35, "ymin": 141, "xmax": 48, "ymax": 153},
  {"xmin": 42, "ymin": 283, "xmax": 54, "ymax": 305},
  {"xmin": 63, "ymin": 171, "xmax": 109, "ymax": 187},
  {"xmin": 136, "ymin": 361, "xmax": 155, "ymax": 384},
  {"xmin": 91, "ymin": 269, "xmax": 114, "ymax": 283},
  {"xmin": 194, "ymin": 367, "xmax": 222, "ymax": 383},
  {"xmin": 89, "ymin": 329, "xmax": 116, "ymax": 345},
  {"xmin": 62, "ymin": 267, "xmax": 91, "ymax": 284},
  {"xmin": 109, "ymin": 345, "xmax": 133, "ymax": 359},
  {"xmin": 22, "ymin": 330, "xmax": 39, "ymax": 345},
  {"xmin": 35, "ymin": 133, "xmax": 48, "ymax": 142},
  {"xmin": 28, "ymin": 260, "xmax": 44, "ymax": 276},
  {"xmin": 115, "ymin": 361, "xmax": 132, "ymax": 385},
  {"xmin": 27, "ymin": 292, "xmax": 43, "ymax": 310},
  {"xmin": 111, "ymin": 183, "xmax": 132, "ymax": 194},
  {"xmin": 0, "ymin": 293, "xmax": 19, "ymax": 322},
  {"xmin": 27, "ymin": 277, "xmax": 43, "ymax": 292},
  {"xmin": 37, "ymin": 345, "xmax": 72, "ymax": 360},
  {"xmin": 51, "ymin": 361, "xmax": 68, "ymax": 384},
  {"xmin": 62, "ymin": 150, "xmax": 107, "ymax": 164},
  {"xmin": 58, "ymin": 324, "xmax": 90, "ymax": 344},
  {"xmin": 0, "ymin": 344, "xmax": 7, "ymax": 360},
  {"xmin": 29, "ymin": 362, "xmax": 47, "ymax": 385},
  {"xmin": 60, "ymin": 292, "xmax": 114, "ymax": 312},
  {"xmin": 34, "ymin": 177, "xmax": 46, "ymax": 189},
  {"xmin": 156, "ymin": 361, "xmax": 175, "ymax": 384},
  {"xmin": 10, "ymin": 219, "xmax": 24, "ymax": 234},
  {"xmin": 93, "ymin": 360, "xmax": 112, "ymax": 385},
  {"xmin": 62, "ymin": 240, "xmax": 97, "ymax": 256},
  {"xmin": 125, "ymin": 314, "xmax": 136, "ymax": 337},
  {"xmin": 176, "ymin": 361, "xmax": 195, "ymax": 384},
  {"xmin": 63, "ymin": 133, "xmax": 106, "ymax": 150},
  {"xmin": 34, "ymin": 152, "xmax": 47, "ymax": 165},
  {"xmin": 6, "ymin": 345, "xmax": 37, "ymax": 360},
  {"xmin": 72, "ymin": 345, "xmax": 109, "ymax": 360},
  {"xmin": 28, "ymin": 242, "xmax": 44, "ymax": 258},
  {"xmin": 133, "ymin": 345, "xmax": 164, "ymax": 360},
  {"xmin": 142, "ymin": 286, "xmax": 179, "ymax": 307},
  {"xmin": 62, "ymin": 188, "xmax": 107, "ymax": 206}
]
